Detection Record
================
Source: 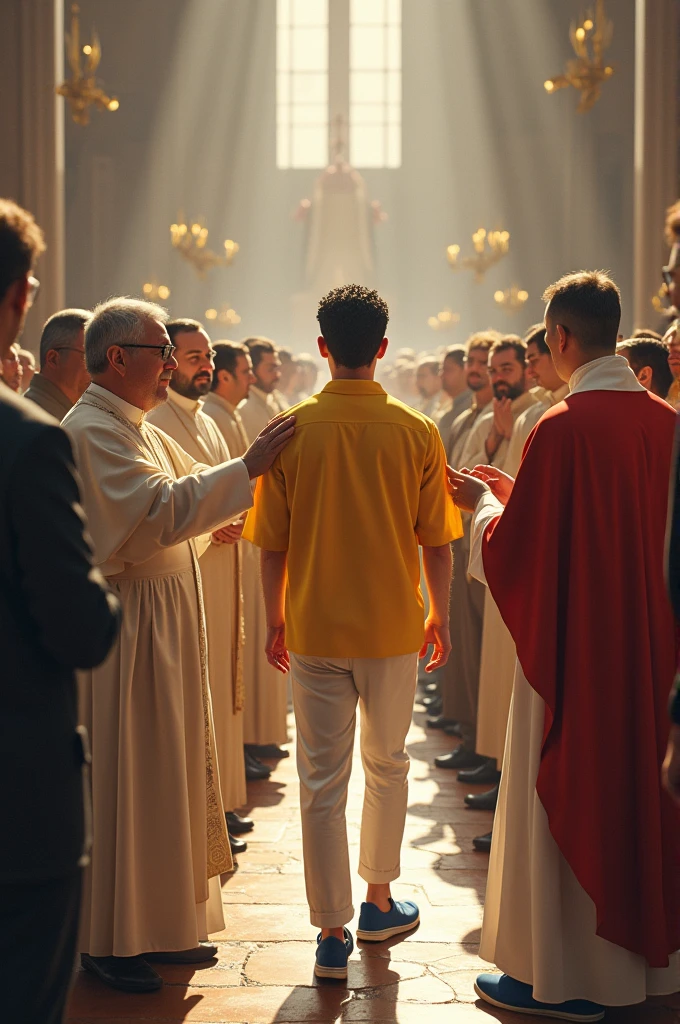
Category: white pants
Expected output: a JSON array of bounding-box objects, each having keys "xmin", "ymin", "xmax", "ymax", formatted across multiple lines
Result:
[{"xmin": 290, "ymin": 653, "xmax": 418, "ymax": 928}]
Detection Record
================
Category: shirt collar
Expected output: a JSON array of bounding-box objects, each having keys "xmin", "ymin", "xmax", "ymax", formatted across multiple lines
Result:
[
  {"xmin": 206, "ymin": 391, "xmax": 237, "ymax": 415},
  {"xmin": 88, "ymin": 382, "xmax": 145, "ymax": 425},
  {"xmin": 569, "ymin": 354, "xmax": 645, "ymax": 395},
  {"xmin": 167, "ymin": 386, "xmax": 201, "ymax": 416},
  {"xmin": 321, "ymin": 379, "xmax": 386, "ymax": 397}
]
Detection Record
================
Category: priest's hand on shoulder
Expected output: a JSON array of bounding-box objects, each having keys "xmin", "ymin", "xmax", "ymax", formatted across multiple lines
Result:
[
  {"xmin": 467, "ymin": 465, "xmax": 515, "ymax": 506},
  {"xmin": 447, "ymin": 466, "xmax": 490, "ymax": 512},
  {"xmin": 242, "ymin": 414, "xmax": 296, "ymax": 479},
  {"xmin": 265, "ymin": 623, "xmax": 290, "ymax": 675}
]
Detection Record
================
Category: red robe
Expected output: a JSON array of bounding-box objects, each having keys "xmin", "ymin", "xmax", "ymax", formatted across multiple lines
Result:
[{"xmin": 482, "ymin": 389, "xmax": 680, "ymax": 967}]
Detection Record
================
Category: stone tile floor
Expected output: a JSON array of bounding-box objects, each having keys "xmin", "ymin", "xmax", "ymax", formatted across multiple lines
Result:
[{"xmin": 66, "ymin": 700, "xmax": 680, "ymax": 1023}]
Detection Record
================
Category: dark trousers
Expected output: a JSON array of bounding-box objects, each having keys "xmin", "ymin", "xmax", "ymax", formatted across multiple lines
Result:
[{"xmin": 0, "ymin": 870, "xmax": 82, "ymax": 1024}]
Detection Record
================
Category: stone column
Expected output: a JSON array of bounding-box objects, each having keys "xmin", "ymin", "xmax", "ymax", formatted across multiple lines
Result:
[
  {"xmin": 0, "ymin": 0, "xmax": 65, "ymax": 347},
  {"xmin": 633, "ymin": 0, "xmax": 679, "ymax": 328}
]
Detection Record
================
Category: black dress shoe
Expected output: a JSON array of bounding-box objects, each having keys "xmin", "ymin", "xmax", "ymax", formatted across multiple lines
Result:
[
  {"xmin": 457, "ymin": 761, "xmax": 501, "ymax": 786},
  {"xmin": 226, "ymin": 811, "xmax": 254, "ymax": 834},
  {"xmin": 434, "ymin": 748, "xmax": 488, "ymax": 771},
  {"xmin": 245, "ymin": 751, "xmax": 272, "ymax": 780},
  {"xmin": 230, "ymin": 832, "xmax": 248, "ymax": 855},
  {"xmin": 444, "ymin": 722, "xmax": 463, "ymax": 738},
  {"xmin": 145, "ymin": 944, "xmax": 218, "ymax": 963},
  {"xmin": 464, "ymin": 784, "xmax": 499, "ymax": 811},
  {"xmin": 81, "ymin": 954, "xmax": 162, "ymax": 993},
  {"xmin": 247, "ymin": 743, "xmax": 290, "ymax": 759},
  {"xmin": 426, "ymin": 715, "xmax": 457, "ymax": 731},
  {"xmin": 473, "ymin": 831, "xmax": 493, "ymax": 853}
]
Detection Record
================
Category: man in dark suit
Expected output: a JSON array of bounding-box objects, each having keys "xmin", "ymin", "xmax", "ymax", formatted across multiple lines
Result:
[{"xmin": 0, "ymin": 198, "xmax": 121, "ymax": 1023}]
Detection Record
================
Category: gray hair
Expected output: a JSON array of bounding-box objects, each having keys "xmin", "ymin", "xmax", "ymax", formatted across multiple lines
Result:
[
  {"xmin": 39, "ymin": 308, "xmax": 91, "ymax": 368},
  {"xmin": 85, "ymin": 297, "xmax": 169, "ymax": 375}
]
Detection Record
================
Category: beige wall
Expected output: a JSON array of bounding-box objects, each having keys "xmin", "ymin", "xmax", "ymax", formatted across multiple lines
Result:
[{"xmin": 0, "ymin": 0, "xmax": 65, "ymax": 352}]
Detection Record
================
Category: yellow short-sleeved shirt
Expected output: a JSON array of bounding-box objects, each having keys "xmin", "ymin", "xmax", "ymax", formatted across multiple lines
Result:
[{"xmin": 243, "ymin": 379, "xmax": 463, "ymax": 658}]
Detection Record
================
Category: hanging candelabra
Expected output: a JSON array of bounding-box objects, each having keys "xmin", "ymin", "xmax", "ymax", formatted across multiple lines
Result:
[
  {"xmin": 446, "ymin": 228, "xmax": 510, "ymax": 283},
  {"xmin": 170, "ymin": 217, "xmax": 239, "ymax": 279},
  {"xmin": 142, "ymin": 280, "xmax": 170, "ymax": 302},
  {"xmin": 427, "ymin": 308, "xmax": 460, "ymax": 332},
  {"xmin": 494, "ymin": 285, "xmax": 529, "ymax": 314},
  {"xmin": 544, "ymin": 0, "xmax": 614, "ymax": 114},
  {"xmin": 205, "ymin": 304, "xmax": 242, "ymax": 328},
  {"xmin": 56, "ymin": 4, "xmax": 119, "ymax": 126}
]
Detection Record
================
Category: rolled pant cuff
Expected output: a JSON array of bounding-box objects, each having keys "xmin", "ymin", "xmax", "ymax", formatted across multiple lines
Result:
[
  {"xmin": 358, "ymin": 862, "xmax": 401, "ymax": 884},
  {"xmin": 309, "ymin": 902, "xmax": 354, "ymax": 928}
]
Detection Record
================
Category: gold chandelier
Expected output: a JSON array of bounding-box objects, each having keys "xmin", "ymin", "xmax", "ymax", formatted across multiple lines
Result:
[
  {"xmin": 446, "ymin": 228, "xmax": 510, "ymax": 283},
  {"xmin": 205, "ymin": 304, "xmax": 242, "ymax": 328},
  {"xmin": 170, "ymin": 217, "xmax": 239, "ymax": 279},
  {"xmin": 142, "ymin": 280, "xmax": 170, "ymax": 302},
  {"xmin": 56, "ymin": 4, "xmax": 119, "ymax": 126},
  {"xmin": 544, "ymin": 0, "xmax": 614, "ymax": 114},
  {"xmin": 427, "ymin": 308, "xmax": 460, "ymax": 332},
  {"xmin": 494, "ymin": 285, "xmax": 529, "ymax": 313}
]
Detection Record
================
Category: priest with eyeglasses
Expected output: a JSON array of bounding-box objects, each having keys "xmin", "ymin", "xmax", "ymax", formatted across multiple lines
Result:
[{"xmin": 63, "ymin": 298, "xmax": 294, "ymax": 994}]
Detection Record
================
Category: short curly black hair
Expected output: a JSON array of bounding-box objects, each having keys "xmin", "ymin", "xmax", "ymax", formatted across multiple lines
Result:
[{"xmin": 317, "ymin": 284, "xmax": 389, "ymax": 369}]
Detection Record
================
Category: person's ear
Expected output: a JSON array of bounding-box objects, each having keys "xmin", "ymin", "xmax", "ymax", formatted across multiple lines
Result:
[
  {"xmin": 556, "ymin": 324, "xmax": 568, "ymax": 354},
  {"xmin": 317, "ymin": 336, "xmax": 329, "ymax": 359},
  {"xmin": 637, "ymin": 365, "xmax": 653, "ymax": 390},
  {"xmin": 376, "ymin": 337, "xmax": 389, "ymax": 361},
  {"xmin": 44, "ymin": 348, "xmax": 59, "ymax": 371},
  {"xmin": 108, "ymin": 345, "xmax": 127, "ymax": 378}
]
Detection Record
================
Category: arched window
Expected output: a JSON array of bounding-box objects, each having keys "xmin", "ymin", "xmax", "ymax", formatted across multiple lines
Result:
[{"xmin": 277, "ymin": 0, "xmax": 402, "ymax": 170}]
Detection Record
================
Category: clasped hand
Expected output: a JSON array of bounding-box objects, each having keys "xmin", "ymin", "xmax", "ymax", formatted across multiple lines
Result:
[
  {"xmin": 212, "ymin": 519, "xmax": 245, "ymax": 545},
  {"xmin": 447, "ymin": 464, "xmax": 515, "ymax": 512}
]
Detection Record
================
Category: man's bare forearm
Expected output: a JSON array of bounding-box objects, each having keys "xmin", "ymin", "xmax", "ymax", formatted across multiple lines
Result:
[
  {"xmin": 261, "ymin": 549, "xmax": 288, "ymax": 626},
  {"xmin": 422, "ymin": 543, "xmax": 453, "ymax": 623}
]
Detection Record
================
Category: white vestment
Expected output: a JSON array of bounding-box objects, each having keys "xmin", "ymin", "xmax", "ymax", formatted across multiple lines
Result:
[
  {"xmin": 206, "ymin": 391, "xmax": 289, "ymax": 745},
  {"xmin": 468, "ymin": 357, "xmax": 680, "ymax": 1004},
  {"xmin": 476, "ymin": 385, "xmax": 569, "ymax": 762},
  {"xmin": 64, "ymin": 383, "xmax": 253, "ymax": 957},
  {"xmin": 148, "ymin": 388, "xmax": 247, "ymax": 812}
]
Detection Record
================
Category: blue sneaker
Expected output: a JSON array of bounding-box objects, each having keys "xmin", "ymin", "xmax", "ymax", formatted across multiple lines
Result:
[
  {"xmin": 356, "ymin": 898, "xmax": 420, "ymax": 941},
  {"xmin": 474, "ymin": 974, "xmax": 605, "ymax": 1022},
  {"xmin": 314, "ymin": 927, "xmax": 353, "ymax": 980}
]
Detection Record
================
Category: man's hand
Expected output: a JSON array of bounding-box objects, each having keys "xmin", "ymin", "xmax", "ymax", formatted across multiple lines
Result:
[
  {"xmin": 242, "ymin": 414, "xmax": 296, "ymax": 480},
  {"xmin": 447, "ymin": 466, "xmax": 490, "ymax": 512},
  {"xmin": 419, "ymin": 618, "xmax": 451, "ymax": 672},
  {"xmin": 492, "ymin": 397, "xmax": 514, "ymax": 439},
  {"xmin": 468, "ymin": 465, "xmax": 515, "ymax": 506},
  {"xmin": 662, "ymin": 725, "xmax": 680, "ymax": 805},
  {"xmin": 212, "ymin": 519, "xmax": 245, "ymax": 545},
  {"xmin": 265, "ymin": 624, "xmax": 290, "ymax": 675}
]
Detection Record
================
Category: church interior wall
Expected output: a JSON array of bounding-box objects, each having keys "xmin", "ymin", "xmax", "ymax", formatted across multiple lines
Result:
[{"xmin": 62, "ymin": 0, "xmax": 638, "ymax": 352}]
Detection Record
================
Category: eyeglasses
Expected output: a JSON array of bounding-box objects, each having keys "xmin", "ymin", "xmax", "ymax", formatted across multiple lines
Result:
[
  {"xmin": 55, "ymin": 346, "xmax": 86, "ymax": 356},
  {"xmin": 119, "ymin": 343, "xmax": 176, "ymax": 361},
  {"xmin": 26, "ymin": 276, "xmax": 40, "ymax": 308}
]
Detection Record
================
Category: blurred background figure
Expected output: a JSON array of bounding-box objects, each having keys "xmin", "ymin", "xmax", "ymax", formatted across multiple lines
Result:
[
  {"xmin": 617, "ymin": 337, "xmax": 674, "ymax": 401},
  {"xmin": 1, "ymin": 341, "xmax": 23, "ymax": 392},
  {"xmin": 24, "ymin": 309, "xmax": 91, "ymax": 421},
  {"xmin": 665, "ymin": 320, "xmax": 680, "ymax": 407},
  {"xmin": 17, "ymin": 348, "xmax": 35, "ymax": 391},
  {"xmin": 415, "ymin": 356, "xmax": 445, "ymax": 418}
]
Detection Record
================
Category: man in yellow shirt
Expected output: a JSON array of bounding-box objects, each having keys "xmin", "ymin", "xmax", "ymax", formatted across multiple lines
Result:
[{"xmin": 244, "ymin": 284, "xmax": 462, "ymax": 980}]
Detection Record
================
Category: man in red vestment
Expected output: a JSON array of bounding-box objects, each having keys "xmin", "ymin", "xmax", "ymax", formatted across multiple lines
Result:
[{"xmin": 450, "ymin": 271, "xmax": 680, "ymax": 1022}]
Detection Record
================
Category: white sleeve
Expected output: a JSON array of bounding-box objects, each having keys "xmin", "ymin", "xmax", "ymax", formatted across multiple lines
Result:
[{"xmin": 468, "ymin": 491, "xmax": 505, "ymax": 585}]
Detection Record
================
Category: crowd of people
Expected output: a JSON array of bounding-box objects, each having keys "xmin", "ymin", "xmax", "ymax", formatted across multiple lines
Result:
[{"xmin": 2, "ymin": 186, "xmax": 680, "ymax": 1024}]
